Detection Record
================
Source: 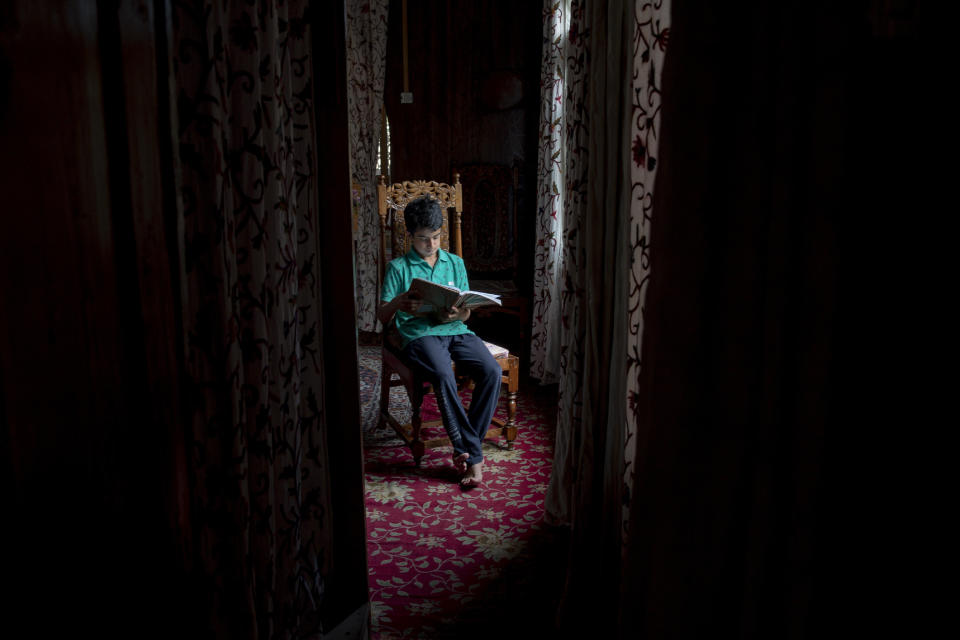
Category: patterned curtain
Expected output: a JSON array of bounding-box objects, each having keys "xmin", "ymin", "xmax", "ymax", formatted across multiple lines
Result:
[
  {"xmin": 529, "ymin": 0, "xmax": 583, "ymax": 385},
  {"xmin": 347, "ymin": 0, "xmax": 390, "ymax": 333},
  {"xmin": 617, "ymin": 1, "xmax": 836, "ymax": 633},
  {"xmin": 623, "ymin": 0, "xmax": 670, "ymax": 550},
  {"xmin": 536, "ymin": 0, "xmax": 589, "ymax": 524},
  {"xmin": 534, "ymin": 0, "xmax": 670, "ymax": 632},
  {"xmin": 536, "ymin": 0, "xmax": 670, "ymax": 529},
  {"xmin": 170, "ymin": 2, "xmax": 332, "ymax": 637}
]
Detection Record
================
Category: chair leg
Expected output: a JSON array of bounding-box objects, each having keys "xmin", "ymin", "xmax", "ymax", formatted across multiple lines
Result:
[
  {"xmin": 411, "ymin": 437, "xmax": 425, "ymax": 468},
  {"xmin": 379, "ymin": 368, "xmax": 392, "ymax": 429},
  {"xmin": 505, "ymin": 389, "xmax": 518, "ymax": 447},
  {"xmin": 411, "ymin": 385, "xmax": 425, "ymax": 467}
]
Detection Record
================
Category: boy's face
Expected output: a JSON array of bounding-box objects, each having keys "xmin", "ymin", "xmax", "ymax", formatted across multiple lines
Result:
[{"xmin": 410, "ymin": 227, "xmax": 442, "ymax": 259}]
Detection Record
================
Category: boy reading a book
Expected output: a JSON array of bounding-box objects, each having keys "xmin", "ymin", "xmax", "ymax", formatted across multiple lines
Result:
[{"xmin": 378, "ymin": 196, "xmax": 501, "ymax": 488}]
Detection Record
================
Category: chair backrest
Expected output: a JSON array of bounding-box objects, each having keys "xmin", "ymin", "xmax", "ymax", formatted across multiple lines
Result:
[
  {"xmin": 451, "ymin": 162, "xmax": 520, "ymax": 280},
  {"xmin": 377, "ymin": 175, "xmax": 463, "ymax": 279}
]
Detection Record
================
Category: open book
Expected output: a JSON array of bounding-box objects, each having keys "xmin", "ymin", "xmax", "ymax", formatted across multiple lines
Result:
[{"xmin": 408, "ymin": 277, "xmax": 502, "ymax": 313}]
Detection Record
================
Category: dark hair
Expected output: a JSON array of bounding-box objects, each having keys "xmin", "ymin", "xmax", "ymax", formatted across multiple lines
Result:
[{"xmin": 404, "ymin": 196, "xmax": 444, "ymax": 234}]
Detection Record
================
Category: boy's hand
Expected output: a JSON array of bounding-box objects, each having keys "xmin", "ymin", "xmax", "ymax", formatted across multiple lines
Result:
[
  {"xmin": 438, "ymin": 305, "xmax": 469, "ymax": 323},
  {"xmin": 378, "ymin": 290, "xmax": 425, "ymax": 326},
  {"xmin": 396, "ymin": 291, "xmax": 423, "ymax": 314}
]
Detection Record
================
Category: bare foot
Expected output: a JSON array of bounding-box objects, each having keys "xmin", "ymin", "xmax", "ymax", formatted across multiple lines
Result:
[
  {"xmin": 460, "ymin": 461, "xmax": 483, "ymax": 489},
  {"xmin": 453, "ymin": 452, "xmax": 469, "ymax": 475}
]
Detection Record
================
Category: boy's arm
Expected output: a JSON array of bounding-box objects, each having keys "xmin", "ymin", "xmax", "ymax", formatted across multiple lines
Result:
[
  {"xmin": 378, "ymin": 292, "xmax": 422, "ymax": 326},
  {"xmin": 378, "ymin": 264, "xmax": 422, "ymax": 326}
]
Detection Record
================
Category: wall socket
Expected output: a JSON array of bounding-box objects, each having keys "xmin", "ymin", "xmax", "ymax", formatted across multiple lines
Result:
[{"xmin": 400, "ymin": 92, "xmax": 413, "ymax": 104}]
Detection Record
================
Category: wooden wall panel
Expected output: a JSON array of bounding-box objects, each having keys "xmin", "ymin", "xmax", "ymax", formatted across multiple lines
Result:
[{"xmin": 382, "ymin": 0, "xmax": 541, "ymax": 302}]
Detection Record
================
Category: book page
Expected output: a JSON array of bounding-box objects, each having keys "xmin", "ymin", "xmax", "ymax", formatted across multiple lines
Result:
[
  {"xmin": 455, "ymin": 292, "xmax": 502, "ymax": 309},
  {"xmin": 408, "ymin": 278, "xmax": 502, "ymax": 312}
]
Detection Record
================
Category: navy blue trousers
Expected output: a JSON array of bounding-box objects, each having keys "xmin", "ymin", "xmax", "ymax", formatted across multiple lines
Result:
[{"xmin": 403, "ymin": 333, "xmax": 502, "ymax": 465}]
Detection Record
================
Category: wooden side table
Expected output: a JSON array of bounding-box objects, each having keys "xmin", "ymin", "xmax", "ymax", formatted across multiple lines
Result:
[{"xmin": 487, "ymin": 353, "xmax": 519, "ymax": 446}]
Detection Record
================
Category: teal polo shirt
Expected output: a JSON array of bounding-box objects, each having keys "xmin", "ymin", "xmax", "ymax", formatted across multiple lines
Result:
[{"xmin": 381, "ymin": 248, "xmax": 474, "ymax": 349}]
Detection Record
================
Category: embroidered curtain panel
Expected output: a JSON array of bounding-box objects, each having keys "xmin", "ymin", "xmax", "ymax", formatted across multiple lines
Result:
[
  {"xmin": 537, "ymin": 0, "xmax": 833, "ymax": 634},
  {"xmin": 170, "ymin": 2, "xmax": 332, "ymax": 636},
  {"xmin": 533, "ymin": 0, "xmax": 590, "ymax": 533},
  {"xmin": 619, "ymin": 1, "xmax": 836, "ymax": 633},
  {"xmin": 347, "ymin": 0, "xmax": 390, "ymax": 332},
  {"xmin": 533, "ymin": 0, "xmax": 670, "ymax": 630},
  {"xmin": 623, "ymin": 0, "xmax": 670, "ymax": 552},
  {"xmin": 530, "ymin": 0, "xmax": 582, "ymax": 386},
  {"xmin": 535, "ymin": 0, "xmax": 670, "ymax": 535}
]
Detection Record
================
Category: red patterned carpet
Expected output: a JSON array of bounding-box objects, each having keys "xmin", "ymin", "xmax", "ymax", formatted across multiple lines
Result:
[{"xmin": 359, "ymin": 347, "xmax": 561, "ymax": 639}]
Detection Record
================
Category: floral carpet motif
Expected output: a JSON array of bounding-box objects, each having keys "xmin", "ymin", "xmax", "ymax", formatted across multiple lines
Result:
[{"xmin": 359, "ymin": 347, "xmax": 556, "ymax": 639}]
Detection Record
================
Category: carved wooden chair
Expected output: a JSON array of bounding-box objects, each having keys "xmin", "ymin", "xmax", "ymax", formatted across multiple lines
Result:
[
  {"xmin": 451, "ymin": 162, "xmax": 528, "ymax": 352},
  {"xmin": 377, "ymin": 174, "xmax": 519, "ymax": 466}
]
